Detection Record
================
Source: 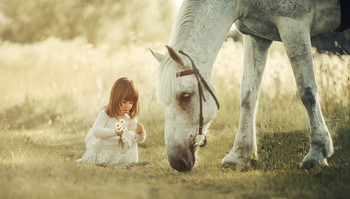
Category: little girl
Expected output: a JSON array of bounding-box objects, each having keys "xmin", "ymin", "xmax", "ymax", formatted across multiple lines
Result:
[{"xmin": 77, "ymin": 77, "xmax": 146, "ymax": 167}]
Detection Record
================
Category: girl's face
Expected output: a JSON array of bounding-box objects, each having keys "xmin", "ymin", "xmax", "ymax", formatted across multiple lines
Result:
[{"xmin": 119, "ymin": 99, "xmax": 134, "ymax": 115}]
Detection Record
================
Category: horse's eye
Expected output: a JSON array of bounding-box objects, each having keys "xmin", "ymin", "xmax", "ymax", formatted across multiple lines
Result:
[{"xmin": 179, "ymin": 92, "xmax": 192, "ymax": 103}]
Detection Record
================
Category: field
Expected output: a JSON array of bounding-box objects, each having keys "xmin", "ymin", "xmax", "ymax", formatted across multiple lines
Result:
[
  {"xmin": 1, "ymin": 36, "xmax": 350, "ymax": 199},
  {"xmin": 1, "ymin": 1, "xmax": 350, "ymax": 198}
]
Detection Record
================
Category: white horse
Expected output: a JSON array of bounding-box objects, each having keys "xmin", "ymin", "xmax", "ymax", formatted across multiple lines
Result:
[{"xmin": 151, "ymin": 0, "xmax": 347, "ymax": 172}]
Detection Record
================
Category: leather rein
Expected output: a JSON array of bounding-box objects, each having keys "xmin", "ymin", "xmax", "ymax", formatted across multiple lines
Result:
[{"xmin": 176, "ymin": 50, "xmax": 220, "ymax": 147}]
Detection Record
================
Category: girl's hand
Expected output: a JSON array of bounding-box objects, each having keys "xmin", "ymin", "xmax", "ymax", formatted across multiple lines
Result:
[
  {"xmin": 115, "ymin": 129, "xmax": 124, "ymax": 136},
  {"xmin": 136, "ymin": 123, "xmax": 145, "ymax": 135}
]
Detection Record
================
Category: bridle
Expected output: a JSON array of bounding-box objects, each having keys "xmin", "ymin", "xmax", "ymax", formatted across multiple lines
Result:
[{"xmin": 176, "ymin": 50, "xmax": 220, "ymax": 147}]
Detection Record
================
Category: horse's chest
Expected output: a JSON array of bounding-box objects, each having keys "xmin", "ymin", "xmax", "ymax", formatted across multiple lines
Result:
[{"xmin": 235, "ymin": 18, "xmax": 281, "ymax": 41}]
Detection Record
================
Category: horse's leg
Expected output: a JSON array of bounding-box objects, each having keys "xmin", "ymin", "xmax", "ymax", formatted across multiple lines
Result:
[
  {"xmin": 221, "ymin": 35, "xmax": 272, "ymax": 166},
  {"xmin": 278, "ymin": 19, "xmax": 333, "ymax": 168}
]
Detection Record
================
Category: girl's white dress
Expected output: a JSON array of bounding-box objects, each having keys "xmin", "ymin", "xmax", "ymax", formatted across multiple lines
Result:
[{"xmin": 77, "ymin": 109, "xmax": 146, "ymax": 167}]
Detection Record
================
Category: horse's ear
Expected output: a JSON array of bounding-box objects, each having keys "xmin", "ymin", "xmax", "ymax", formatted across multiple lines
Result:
[
  {"xmin": 149, "ymin": 48, "xmax": 164, "ymax": 63},
  {"xmin": 165, "ymin": 45, "xmax": 185, "ymax": 67}
]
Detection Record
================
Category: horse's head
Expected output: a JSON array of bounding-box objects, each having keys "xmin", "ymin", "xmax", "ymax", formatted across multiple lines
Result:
[{"xmin": 151, "ymin": 45, "xmax": 219, "ymax": 172}]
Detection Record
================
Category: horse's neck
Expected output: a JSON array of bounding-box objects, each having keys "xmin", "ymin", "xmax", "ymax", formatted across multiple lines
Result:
[{"xmin": 169, "ymin": 0, "xmax": 238, "ymax": 77}]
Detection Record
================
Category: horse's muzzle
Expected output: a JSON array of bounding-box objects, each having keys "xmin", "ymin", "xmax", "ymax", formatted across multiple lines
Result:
[{"xmin": 167, "ymin": 144, "xmax": 195, "ymax": 172}]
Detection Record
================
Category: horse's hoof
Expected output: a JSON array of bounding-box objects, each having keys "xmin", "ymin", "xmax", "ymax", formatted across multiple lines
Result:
[
  {"xmin": 221, "ymin": 160, "xmax": 259, "ymax": 172},
  {"xmin": 221, "ymin": 157, "xmax": 245, "ymax": 166},
  {"xmin": 300, "ymin": 158, "xmax": 328, "ymax": 169},
  {"xmin": 300, "ymin": 145, "xmax": 330, "ymax": 169},
  {"xmin": 221, "ymin": 155, "xmax": 253, "ymax": 170}
]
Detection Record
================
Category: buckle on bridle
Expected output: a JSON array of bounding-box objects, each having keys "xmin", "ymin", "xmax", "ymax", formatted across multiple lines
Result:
[{"xmin": 194, "ymin": 134, "xmax": 207, "ymax": 147}]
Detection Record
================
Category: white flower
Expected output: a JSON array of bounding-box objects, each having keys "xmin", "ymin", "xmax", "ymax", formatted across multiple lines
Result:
[
  {"xmin": 124, "ymin": 113, "xmax": 130, "ymax": 119},
  {"xmin": 115, "ymin": 119, "xmax": 128, "ymax": 132}
]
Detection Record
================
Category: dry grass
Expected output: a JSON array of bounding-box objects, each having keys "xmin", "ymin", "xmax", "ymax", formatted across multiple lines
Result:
[{"xmin": 1, "ymin": 37, "xmax": 350, "ymax": 199}]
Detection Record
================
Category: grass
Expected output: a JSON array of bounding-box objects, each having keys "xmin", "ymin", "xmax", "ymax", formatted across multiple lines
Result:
[{"xmin": 1, "ymin": 37, "xmax": 350, "ymax": 199}]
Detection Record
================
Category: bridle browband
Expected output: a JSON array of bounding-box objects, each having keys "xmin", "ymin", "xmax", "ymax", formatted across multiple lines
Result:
[{"xmin": 176, "ymin": 50, "xmax": 220, "ymax": 147}]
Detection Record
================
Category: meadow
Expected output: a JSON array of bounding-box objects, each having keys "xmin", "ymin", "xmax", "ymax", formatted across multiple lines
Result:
[{"xmin": 1, "ymin": 35, "xmax": 350, "ymax": 199}]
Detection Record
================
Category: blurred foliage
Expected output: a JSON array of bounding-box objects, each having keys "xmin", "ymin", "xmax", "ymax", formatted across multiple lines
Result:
[
  {"xmin": 1, "ymin": 0, "xmax": 349, "ymax": 54},
  {"xmin": 0, "ymin": 0, "xmax": 174, "ymax": 47}
]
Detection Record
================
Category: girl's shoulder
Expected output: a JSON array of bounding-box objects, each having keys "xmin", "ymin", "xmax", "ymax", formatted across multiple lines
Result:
[
  {"xmin": 98, "ymin": 108, "xmax": 107, "ymax": 115},
  {"xmin": 97, "ymin": 108, "xmax": 111, "ymax": 119}
]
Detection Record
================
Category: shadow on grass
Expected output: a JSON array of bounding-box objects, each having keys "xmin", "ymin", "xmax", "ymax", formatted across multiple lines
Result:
[
  {"xmin": 253, "ymin": 127, "xmax": 350, "ymax": 171},
  {"xmin": 249, "ymin": 128, "xmax": 350, "ymax": 198},
  {"xmin": 198, "ymin": 128, "xmax": 350, "ymax": 198}
]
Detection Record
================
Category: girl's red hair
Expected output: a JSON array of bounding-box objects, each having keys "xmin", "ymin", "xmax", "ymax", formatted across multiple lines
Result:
[{"xmin": 105, "ymin": 77, "xmax": 139, "ymax": 119}]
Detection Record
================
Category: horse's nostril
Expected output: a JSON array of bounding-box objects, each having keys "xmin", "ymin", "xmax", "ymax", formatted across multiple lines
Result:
[{"xmin": 170, "ymin": 159, "xmax": 192, "ymax": 172}]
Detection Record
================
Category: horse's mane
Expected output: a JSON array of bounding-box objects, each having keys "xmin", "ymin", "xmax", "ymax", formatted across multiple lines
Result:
[
  {"xmin": 157, "ymin": 0, "xmax": 200, "ymax": 105},
  {"xmin": 169, "ymin": 0, "xmax": 200, "ymax": 49}
]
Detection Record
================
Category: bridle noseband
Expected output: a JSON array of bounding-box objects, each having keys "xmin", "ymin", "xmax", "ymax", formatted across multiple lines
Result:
[{"xmin": 176, "ymin": 50, "xmax": 220, "ymax": 147}]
